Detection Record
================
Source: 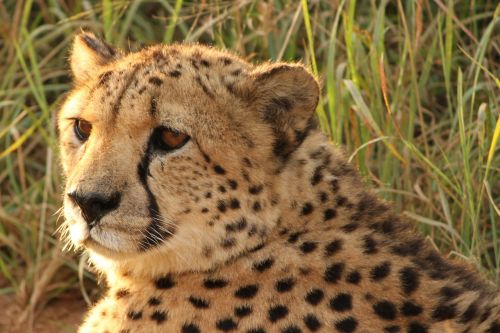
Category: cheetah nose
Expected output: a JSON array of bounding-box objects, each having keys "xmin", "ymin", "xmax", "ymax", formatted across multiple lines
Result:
[{"xmin": 67, "ymin": 191, "xmax": 121, "ymax": 229}]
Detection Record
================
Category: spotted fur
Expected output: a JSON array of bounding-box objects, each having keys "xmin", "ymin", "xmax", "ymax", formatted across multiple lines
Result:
[{"xmin": 58, "ymin": 32, "xmax": 499, "ymax": 333}]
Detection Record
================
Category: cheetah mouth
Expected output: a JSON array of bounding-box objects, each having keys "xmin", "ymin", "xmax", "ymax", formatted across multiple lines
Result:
[{"xmin": 66, "ymin": 216, "xmax": 141, "ymax": 255}]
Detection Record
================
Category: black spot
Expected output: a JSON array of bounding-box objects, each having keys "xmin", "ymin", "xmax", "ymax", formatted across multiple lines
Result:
[
  {"xmin": 268, "ymin": 304, "xmax": 289, "ymax": 322},
  {"xmin": 249, "ymin": 243, "xmax": 266, "ymax": 253},
  {"xmin": 362, "ymin": 235, "xmax": 378, "ymax": 254},
  {"xmin": 217, "ymin": 200, "xmax": 227, "ymax": 212},
  {"xmin": 195, "ymin": 76, "xmax": 214, "ymax": 98},
  {"xmin": 401, "ymin": 301, "xmax": 422, "ymax": 317},
  {"xmin": 288, "ymin": 231, "xmax": 304, "ymax": 243},
  {"xmin": 203, "ymin": 278, "xmax": 228, "ymax": 289},
  {"xmin": 329, "ymin": 293, "xmax": 353, "ymax": 312},
  {"xmin": 384, "ymin": 326, "xmax": 400, "ymax": 333},
  {"xmin": 391, "ymin": 239, "xmax": 423, "ymax": 257},
  {"xmin": 253, "ymin": 201, "xmax": 262, "ymax": 212},
  {"xmin": 97, "ymin": 71, "xmax": 112, "ymax": 86},
  {"xmin": 325, "ymin": 239, "xmax": 343, "ymax": 256},
  {"xmin": 127, "ymin": 310, "xmax": 142, "ymax": 320},
  {"xmin": 432, "ymin": 304, "xmax": 457, "ymax": 321},
  {"xmin": 336, "ymin": 195, "xmax": 348, "ymax": 206},
  {"xmin": 334, "ymin": 317, "xmax": 358, "ymax": 333},
  {"xmin": 148, "ymin": 297, "xmax": 161, "ymax": 306},
  {"xmin": 234, "ymin": 284, "xmax": 259, "ymax": 299},
  {"xmin": 221, "ymin": 237, "xmax": 236, "ymax": 248},
  {"xmin": 218, "ymin": 185, "xmax": 227, "ymax": 193},
  {"xmin": 201, "ymin": 208, "xmax": 209, "ymax": 213},
  {"xmin": 282, "ymin": 325, "xmax": 301, "ymax": 333},
  {"xmin": 149, "ymin": 76, "xmax": 163, "ymax": 86},
  {"xmin": 221, "ymin": 57, "xmax": 232, "ymax": 65},
  {"xmin": 201, "ymin": 59, "xmax": 210, "ymax": 67},
  {"xmin": 319, "ymin": 192, "xmax": 329, "ymax": 203},
  {"xmin": 249, "ymin": 185, "xmax": 263, "ymax": 194},
  {"xmin": 373, "ymin": 300, "xmax": 397, "ymax": 320},
  {"xmin": 400, "ymin": 267, "xmax": 420, "ymax": 294},
  {"xmin": 330, "ymin": 179, "xmax": 340, "ymax": 193},
  {"xmin": 416, "ymin": 252, "xmax": 452, "ymax": 280},
  {"xmin": 228, "ymin": 179, "xmax": 238, "ymax": 189},
  {"xmin": 149, "ymin": 97, "xmax": 158, "ymax": 117},
  {"xmin": 487, "ymin": 322, "xmax": 500, "ymax": 333},
  {"xmin": 115, "ymin": 288, "xmax": 130, "ymax": 299},
  {"xmin": 301, "ymin": 203, "xmax": 314, "ymax": 215},
  {"xmin": 341, "ymin": 223, "xmax": 358, "ymax": 233},
  {"xmin": 189, "ymin": 296, "xmax": 210, "ymax": 308},
  {"xmin": 253, "ymin": 258, "xmax": 274, "ymax": 272},
  {"xmin": 182, "ymin": 323, "xmax": 200, "ymax": 333},
  {"xmin": 235, "ymin": 304, "xmax": 252, "ymax": 317},
  {"xmin": 304, "ymin": 314, "xmax": 321, "ymax": 331},
  {"xmin": 214, "ymin": 165, "xmax": 226, "ymax": 174},
  {"xmin": 169, "ymin": 70, "xmax": 182, "ymax": 78},
  {"xmin": 300, "ymin": 241, "xmax": 317, "ymax": 253},
  {"xmin": 407, "ymin": 322, "xmax": 427, "ymax": 333},
  {"xmin": 151, "ymin": 310, "xmax": 167, "ymax": 324},
  {"xmin": 229, "ymin": 198, "xmax": 240, "ymax": 209},
  {"xmin": 324, "ymin": 262, "xmax": 345, "ymax": 283},
  {"xmin": 346, "ymin": 271, "xmax": 361, "ymax": 284},
  {"xmin": 324, "ymin": 208, "xmax": 337, "ymax": 221},
  {"xmin": 275, "ymin": 278, "xmax": 295, "ymax": 292},
  {"xmin": 305, "ymin": 288, "xmax": 324, "ymax": 305},
  {"xmin": 155, "ymin": 275, "xmax": 175, "ymax": 289},
  {"xmin": 439, "ymin": 286, "xmax": 462, "ymax": 301},
  {"xmin": 481, "ymin": 306, "xmax": 493, "ymax": 322},
  {"xmin": 226, "ymin": 218, "xmax": 247, "ymax": 232},
  {"xmin": 371, "ymin": 261, "xmax": 391, "ymax": 281},
  {"xmin": 370, "ymin": 218, "xmax": 396, "ymax": 235},
  {"xmin": 247, "ymin": 224, "xmax": 258, "ymax": 237},
  {"xmin": 216, "ymin": 318, "xmax": 237, "ymax": 331},
  {"xmin": 459, "ymin": 302, "xmax": 477, "ymax": 323},
  {"xmin": 311, "ymin": 167, "xmax": 323, "ymax": 185}
]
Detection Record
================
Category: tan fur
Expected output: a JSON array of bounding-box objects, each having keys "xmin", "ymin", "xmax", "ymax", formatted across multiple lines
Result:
[{"xmin": 58, "ymin": 33, "xmax": 499, "ymax": 333}]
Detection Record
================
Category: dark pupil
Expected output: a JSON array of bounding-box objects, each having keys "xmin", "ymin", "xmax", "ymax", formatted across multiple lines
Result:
[
  {"xmin": 75, "ymin": 120, "xmax": 90, "ymax": 140},
  {"xmin": 153, "ymin": 127, "xmax": 189, "ymax": 152},
  {"xmin": 80, "ymin": 122, "xmax": 88, "ymax": 134}
]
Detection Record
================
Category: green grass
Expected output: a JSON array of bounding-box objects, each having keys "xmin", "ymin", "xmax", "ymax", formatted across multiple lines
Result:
[{"xmin": 0, "ymin": 0, "xmax": 499, "ymax": 329}]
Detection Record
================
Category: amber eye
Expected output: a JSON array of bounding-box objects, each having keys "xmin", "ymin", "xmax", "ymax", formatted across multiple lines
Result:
[
  {"xmin": 154, "ymin": 127, "xmax": 190, "ymax": 151},
  {"xmin": 74, "ymin": 119, "xmax": 92, "ymax": 141}
]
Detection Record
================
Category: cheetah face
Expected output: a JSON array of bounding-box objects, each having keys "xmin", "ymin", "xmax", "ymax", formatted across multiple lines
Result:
[{"xmin": 58, "ymin": 33, "xmax": 318, "ymax": 269}]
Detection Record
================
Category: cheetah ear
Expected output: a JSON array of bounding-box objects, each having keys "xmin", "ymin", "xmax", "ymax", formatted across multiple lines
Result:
[
  {"xmin": 70, "ymin": 32, "xmax": 120, "ymax": 84},
  {"xmin": 250, "ymin": 63, "xmax": 320, "ymax": 160}
]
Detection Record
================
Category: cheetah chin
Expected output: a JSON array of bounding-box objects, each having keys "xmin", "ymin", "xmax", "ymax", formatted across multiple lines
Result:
[{"xmin": 58, "ymin": 32, "xmax": 499, "ymax": 333}]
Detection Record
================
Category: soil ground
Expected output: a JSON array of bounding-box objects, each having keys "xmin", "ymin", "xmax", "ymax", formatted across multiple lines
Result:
[{"xmin": 0, "ymin": 290, "xmax": 87, "ymax": 333}]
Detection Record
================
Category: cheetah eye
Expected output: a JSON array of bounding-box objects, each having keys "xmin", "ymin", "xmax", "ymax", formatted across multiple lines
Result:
[
  {"xmin": 154, "ymin": 127, "xmax": 190, "ymax": 152},
  {"xmin": 74, "ymin": 119, "xmax": 92, "ymax": 142}
]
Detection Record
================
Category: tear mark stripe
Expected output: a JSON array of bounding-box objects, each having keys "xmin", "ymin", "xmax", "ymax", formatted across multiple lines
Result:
[{"xmin": 138, "ymin": 131, "xmax": 175, "ymax": 250}]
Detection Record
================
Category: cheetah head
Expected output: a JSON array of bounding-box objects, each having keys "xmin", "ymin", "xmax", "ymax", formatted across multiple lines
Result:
[{"xmin": 58, "ymin": 32, "xmax": 319, "ymax": 276}]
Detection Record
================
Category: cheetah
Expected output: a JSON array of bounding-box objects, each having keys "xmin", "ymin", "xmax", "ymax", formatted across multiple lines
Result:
[{"xmin": 58, "ymin": 32, "xmax": 499, "ymax": 333}]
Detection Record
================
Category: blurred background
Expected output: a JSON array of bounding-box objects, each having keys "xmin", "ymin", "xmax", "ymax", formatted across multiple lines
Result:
[{"xmin": 0, "ymin": 0, "xmax": 499, "ymax": 332}]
